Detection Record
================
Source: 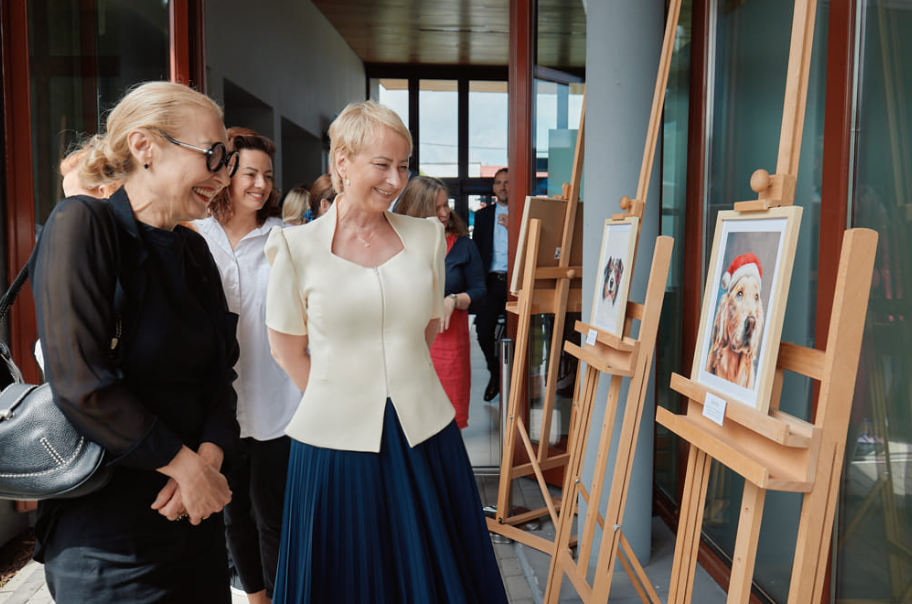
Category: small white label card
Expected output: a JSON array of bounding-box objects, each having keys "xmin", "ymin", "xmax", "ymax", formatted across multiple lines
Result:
[
  {"xmin": 554, "ymin": 247, "xmax": 562, "ymax": 260},
  {"xmin": 703, "ymin": 392, "xmax": 727, "ymax": 426},
  {"xmin": 586, "ymin": 329, "xmax": 598, "ymax": 346}
]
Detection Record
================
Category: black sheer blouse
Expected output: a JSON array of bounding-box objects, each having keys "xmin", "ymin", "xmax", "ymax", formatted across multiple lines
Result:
[{"xmin": 29, "ymin": 189, "xmax": 240, "ymax": 471}]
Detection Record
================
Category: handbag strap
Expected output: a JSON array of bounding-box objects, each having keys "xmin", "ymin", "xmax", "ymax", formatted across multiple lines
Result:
[
  {"xmin": 0, "ymin": 383, "xmax": 40, "ymax": 418},
  {"xmin": 0, "ymin": 263, "xmax": 31, "ymax": 324}
]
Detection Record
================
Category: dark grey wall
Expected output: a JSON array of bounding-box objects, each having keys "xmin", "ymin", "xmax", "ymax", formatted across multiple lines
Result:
[{"xmin": 205, "ymin": 0, "xmax": 365, "ymax": 191}]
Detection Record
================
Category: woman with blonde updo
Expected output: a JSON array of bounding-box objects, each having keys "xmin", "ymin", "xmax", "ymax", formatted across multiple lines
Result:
[
  {"xmin": 395, "ymin": 176, "xmax": 485, "ymax": 428},
  {"xmin": 30, "ymin": 81, "xmax": 241, "ymax": 603},
  {"xmin": 59, "ymin": 148, "xmax": 121, "ymax": 198},
  {"xmin": 266, "ymin": 101, "xmax": 507, "ymax": 603}
]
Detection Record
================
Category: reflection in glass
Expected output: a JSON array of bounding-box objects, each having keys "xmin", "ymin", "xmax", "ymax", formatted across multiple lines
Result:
[
  {"xmin": 419, "ymin": 80, "xmax": 458, "ymax": 177},
  {"xmin": 655, "ymin": 0, "xmax": 692, "ymax": 505},
  {"xmin": 838, "ymin": 1, "xmax": 912, "ymax": 600},
  {"xmin": 699, "ymin": 1, "xmax": 828, "ymax": 601},
  {"xmin": 28, "ymin": 0, "xmax": 169, "ymax": 224},
  {"xmin": 532, "ymin": 80, "xmax": 584, "ymax": 197}
]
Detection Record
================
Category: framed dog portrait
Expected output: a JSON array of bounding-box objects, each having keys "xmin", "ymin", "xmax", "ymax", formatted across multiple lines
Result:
[
  {"xmin": 589, "ymin": 217, "xmax": 638, "ymax": 337},
  {"xmin": 693, "ymin": 206, "xmax": 803, "ymax": 413}
]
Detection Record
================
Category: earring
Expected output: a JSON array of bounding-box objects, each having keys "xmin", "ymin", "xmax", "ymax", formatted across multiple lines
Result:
[
  {"xmin": 144, "ymin": 163, "xmax": 149, "ymax": 170},
  {"xmin": 345, "ymin": 178, "xmax": 351, "ymax": 186}
]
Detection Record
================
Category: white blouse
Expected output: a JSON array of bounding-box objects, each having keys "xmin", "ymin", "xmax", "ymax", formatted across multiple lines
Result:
[
  {"xmin": 195, "ymin": 216, "xmax": 300, "ymax": 441},
  {"xmin": 264, "ymin": 203, "xmax": 455, "ymax": 452}
]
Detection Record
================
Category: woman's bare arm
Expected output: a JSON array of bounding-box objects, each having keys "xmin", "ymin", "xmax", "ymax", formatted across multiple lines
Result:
[{"xmin": 268, "ymin": 328, "xmax": 311, "ymax": 392}]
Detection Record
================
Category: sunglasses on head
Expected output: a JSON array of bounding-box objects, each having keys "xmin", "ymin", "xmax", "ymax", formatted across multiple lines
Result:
[{"xmin": 159, "ymin": 131, "xmax": 240, "ymax": 177}]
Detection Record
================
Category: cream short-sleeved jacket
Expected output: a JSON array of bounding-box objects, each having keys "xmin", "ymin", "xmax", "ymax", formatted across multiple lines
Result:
[{"xmin": 264, "ymin": 202, "xmax": 456, "ymax": 452}]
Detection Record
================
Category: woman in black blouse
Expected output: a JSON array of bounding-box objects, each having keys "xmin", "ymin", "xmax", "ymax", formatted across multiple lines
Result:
[
  {"xmin": 29, "ymin": 81, "xmax": 241, "ymax": 603},
  {"xmin": 395, "ymin": 176, "xmax": 486, "ymax": 428}
]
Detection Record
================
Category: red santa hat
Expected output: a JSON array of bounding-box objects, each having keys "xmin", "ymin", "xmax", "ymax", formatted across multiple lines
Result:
[{"xmin": 721, "ymin": 253, "xmax": 762, "ymax": 291}]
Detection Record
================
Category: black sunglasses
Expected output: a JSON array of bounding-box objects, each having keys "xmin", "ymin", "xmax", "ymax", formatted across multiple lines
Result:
[{"xmin": 159, "ymin": 131, "xmax": 240, "ymax": 177}]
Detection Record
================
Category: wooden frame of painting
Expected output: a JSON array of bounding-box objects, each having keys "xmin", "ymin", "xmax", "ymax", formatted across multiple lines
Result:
[
  {"xmin": 589, "ymin": 216, "xmax": 639, "ymax": 337},
  {"xmin": 692, "ymin": 206, "xmax": 803, "ymax": 412}
]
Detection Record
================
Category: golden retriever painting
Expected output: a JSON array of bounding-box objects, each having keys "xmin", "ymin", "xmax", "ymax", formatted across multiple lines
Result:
[{"xmin": 705, "ymin": 253, "xmax": 764, "ymax": 389}]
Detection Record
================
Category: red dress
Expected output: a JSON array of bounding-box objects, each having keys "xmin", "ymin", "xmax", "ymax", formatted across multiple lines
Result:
[{"xmin": 431, "ymin": 234, "xmax": 472, "ymax": 428}]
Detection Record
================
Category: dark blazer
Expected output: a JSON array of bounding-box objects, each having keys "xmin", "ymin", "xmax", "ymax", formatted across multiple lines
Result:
[
  {"xmin": 444, "ymin": 235, "xmax": 486, "ymax": 313},
  {"xmin": 472, "ymin": 203, "xmax": 497, "ymax": 274}
]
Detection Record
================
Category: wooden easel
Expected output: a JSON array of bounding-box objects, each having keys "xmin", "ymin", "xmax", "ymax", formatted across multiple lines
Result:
[
  {"xmin": 536, "ymin": 1, "xmax": 685, "ymax": 601},
  {"xmin": 543, "ymin": 235, "xmax": 673, "ymax": 604},
  {"xmin": 485, "ymin": 98, "xmax": 586, "ymax": 553},
  {"xmin": 656, "ymin": 1, "xmax": 881, "ymax": 602},
  {"xmin": 660, "ymin": 227, "xmax": 877, "ymax": 604}
]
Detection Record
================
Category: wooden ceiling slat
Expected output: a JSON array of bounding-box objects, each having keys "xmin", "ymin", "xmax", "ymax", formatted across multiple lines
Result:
[{"xmin": 313, "ymin": 0, "xmax": 585, "ymax": 69}]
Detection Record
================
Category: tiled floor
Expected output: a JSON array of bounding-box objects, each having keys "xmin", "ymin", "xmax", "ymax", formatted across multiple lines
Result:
[{"xmin": 460, "ymin": 315, "xmax": 504, "ymax": 469}]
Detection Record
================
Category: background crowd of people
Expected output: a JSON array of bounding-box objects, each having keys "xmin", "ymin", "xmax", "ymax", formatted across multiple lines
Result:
[{"xmin": 36, "ymin": 81, "xmax": 510, "ymax": 603}]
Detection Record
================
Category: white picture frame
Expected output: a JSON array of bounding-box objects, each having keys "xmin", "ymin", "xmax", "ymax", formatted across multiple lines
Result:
[{"xmin": 589, "ymin": 217, "xmax": 639, "ymax": 337}]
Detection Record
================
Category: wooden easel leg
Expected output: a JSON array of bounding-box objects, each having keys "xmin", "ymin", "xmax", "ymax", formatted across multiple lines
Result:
[
  {"xmin": 577, "ymin": 374, "xmax": 624, "ymax": 571},
  {"xmin": 494, "ymin": 220, "xmax": 540, "ymax": 526},
  {"xmin": 543, "ymin": 482, "xmax": 576, "ymax": 604},
  {"xmin": 726, "ymin": 482, "xmax": 767, "ymax": 604},
  {"xmin": 788, "ymin": 443, "xmax": 839, "ymax": 604},
  {"xmin": 494, "ymin": 292, "xmax": 533, "ymax": 523},
  {"xmin": 544, "ymin": 365, "xmax": 602, "ymax": 604},
  {"xmin": 617, "ymin": 531, "xmax": 663, "ymax": 604},
  {"xmin": 668, "ymin": 446, "xmax": 713, "ymax": 604}
]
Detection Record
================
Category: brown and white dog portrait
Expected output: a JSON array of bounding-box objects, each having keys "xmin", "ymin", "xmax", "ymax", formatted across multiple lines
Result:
[
  {"xmin": 601, "ymin": 257, "xmax": 624, "ymax": 306},
  {"xmin": 705, "ymin": 253, "xmax": 764, "ymax": 389}
]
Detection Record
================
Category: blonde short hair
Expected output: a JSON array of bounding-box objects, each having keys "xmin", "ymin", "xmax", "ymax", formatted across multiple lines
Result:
[
  {"xmin": 328, "ymin": 100, "xmax": 412, "ymax": 193},
  {"xmin": 79, "ymin": 81, "xmax": 223, "ymax": 190}
]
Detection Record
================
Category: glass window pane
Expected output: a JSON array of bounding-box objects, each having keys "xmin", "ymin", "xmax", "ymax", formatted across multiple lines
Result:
[
  {"xmin": 419, "ymin": 79, "xmax": 458, "ymax": 178},
  {"xmin": 28, "ymin": 0, "xmax": 169, "ymax": 224},
  {"xmin": 373, "ymin": 78, "xmax": 409, "ymax": 129},
  {"xmin": 655, "ymin": 0, "xmax": 693, "ymax": 505},
  {"xmin": 839, "ymin": 1, "xmax": 912, "ymax": 600},
  {"xmin": 533, "ymin": 80, "xmax": 584, "ymax": 198},
  {"xmin": 469, "ymin": 81, "xmax": 508, "ymax": 177},
  {"xmin": 467, "ymin": 194, "xmax": 493, "ymax": 236},
  {"xmin": 700, "ymin": 1, "xmax": 829, "ymax": 601}
]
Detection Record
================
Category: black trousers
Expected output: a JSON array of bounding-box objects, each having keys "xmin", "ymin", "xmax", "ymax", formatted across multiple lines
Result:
[
  {"xmin": 475, "ymin": 271, "xmax": 508, "ymax": 375},
  {"xmin": 224, "ymin": 435, "xmax": 291, "ymax": 598}
]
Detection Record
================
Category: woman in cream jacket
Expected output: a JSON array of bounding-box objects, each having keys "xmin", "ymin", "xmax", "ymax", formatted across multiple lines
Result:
[{"xmin": 266, "ymin": 100, "xmax": 507, "ymax": 603}]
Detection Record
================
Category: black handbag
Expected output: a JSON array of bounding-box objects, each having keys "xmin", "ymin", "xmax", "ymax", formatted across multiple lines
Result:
[{"xmin": 0, "ymin": 261, "xmax": 115, "ymax": 500}]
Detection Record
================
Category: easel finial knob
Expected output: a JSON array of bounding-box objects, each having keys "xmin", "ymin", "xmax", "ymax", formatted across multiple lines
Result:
[
  {"xmin": 620, "ymin": 196, "xmax": 631, "ymax": 210},
  {"xmin": 750, "ymin": 169, "xmax": 771, "ymax": 193}
]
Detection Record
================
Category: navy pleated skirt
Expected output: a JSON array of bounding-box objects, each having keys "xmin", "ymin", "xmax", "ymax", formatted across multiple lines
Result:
[{"xmin": 273, "ymin": 400, "xmax": 508, "ymax": 604}]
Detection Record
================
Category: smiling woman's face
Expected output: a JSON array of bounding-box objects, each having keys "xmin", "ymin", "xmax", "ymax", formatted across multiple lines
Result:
[
  {"xmin": 152, "ymin": 105, "xmax": 230, "ymax": 223},
  {"xmin": 228, "ymin": 149, "xmax": 274, "ymax": 215},
  {"xmin": 337, "ymin": 126, "xmax": 410, "ymax": 213}
]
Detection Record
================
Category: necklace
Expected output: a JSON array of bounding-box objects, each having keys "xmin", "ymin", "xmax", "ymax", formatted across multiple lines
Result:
[{"xmin": 355, "ymin": 231, "xmax": 373, "ymax": 248}]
